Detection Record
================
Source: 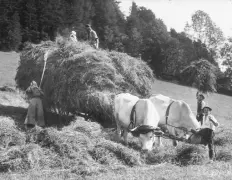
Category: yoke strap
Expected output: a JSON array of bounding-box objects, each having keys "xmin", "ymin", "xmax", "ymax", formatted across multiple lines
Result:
[
  {"xmin": 165, "ymin": 101, "xmax": 175, "ymax": 124},
  {"xmin": 128, "ymin": 100, "xmax": 139, "ymax": 130}
]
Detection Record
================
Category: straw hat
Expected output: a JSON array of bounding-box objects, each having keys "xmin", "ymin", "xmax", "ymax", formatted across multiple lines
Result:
[{"xmin": 202, "ymin": 106, "xmax": 212, "ymax": 111}]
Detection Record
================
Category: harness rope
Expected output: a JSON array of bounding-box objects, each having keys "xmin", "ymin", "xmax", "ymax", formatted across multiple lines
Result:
[
  {"xmin": 165, "ymin": 101, "xmax": 175, "ymax": 124},
  {"xmin": 160, "ymin": 100, "xmax": 191, "ymax": 141}
]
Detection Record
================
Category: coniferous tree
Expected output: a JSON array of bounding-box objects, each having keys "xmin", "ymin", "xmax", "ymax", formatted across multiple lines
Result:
[
  {"xmin": 8, "ymin": 12, "xmax": 22, "ymax": 50},
  {"xmin": 0, "ymin": 0, "xmax": 21, "ymax": 50}
]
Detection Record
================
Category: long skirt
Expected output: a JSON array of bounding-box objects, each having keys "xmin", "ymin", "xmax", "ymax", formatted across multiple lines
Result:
[
  {"xmin": 24, "ymin": 97, "xmax": 45, "ymax": 127},
  {"xmin": 91, "ymin": 39, "xmax": 99, "ymax": 49}
]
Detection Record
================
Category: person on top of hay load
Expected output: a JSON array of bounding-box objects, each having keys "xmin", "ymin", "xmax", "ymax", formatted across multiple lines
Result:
[
  {"xmin": 196, "ymin": 92, "xmax": 206, "ymax": 125},
  {"xmin": 70, "ymin": 30, "xmax": 77, "ymax": 42},
  {"xmin": 86, "ymin": 24, "xmax": 99, "ymax": 49},
  {"xmin": 24, "ymin": 81, "xmax": 45, "ymax": 130}
]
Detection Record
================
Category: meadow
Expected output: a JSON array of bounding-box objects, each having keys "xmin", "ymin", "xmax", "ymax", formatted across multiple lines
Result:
[{"xmin": 0, "ymin": 52, "xmax": 232, "ymax": 180}]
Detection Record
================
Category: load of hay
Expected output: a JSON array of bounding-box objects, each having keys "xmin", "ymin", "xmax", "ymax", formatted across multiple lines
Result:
[
  {"xmin": 15, "ymin": 37, "xmax": 155, "ymax": 122},
  {"xmin": 180, "ymin": 59, "xmax": 217, "ymax": 93}
]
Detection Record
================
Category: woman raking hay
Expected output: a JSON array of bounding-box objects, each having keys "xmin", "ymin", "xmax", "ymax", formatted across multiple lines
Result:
[{"xmin": 24, "ymin": 81, "xmax": 45, "ymax": 130}]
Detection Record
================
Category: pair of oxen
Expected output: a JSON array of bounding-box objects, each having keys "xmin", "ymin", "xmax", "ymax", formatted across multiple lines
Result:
[{"xmin": 114, "ymin": 93, "xmax": 215, "ymax": 159}]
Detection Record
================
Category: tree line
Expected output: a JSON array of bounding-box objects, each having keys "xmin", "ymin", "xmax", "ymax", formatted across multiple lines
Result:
[{"xmin": 1, "ymin": 0, "xmax": 231, "ymax": 94}]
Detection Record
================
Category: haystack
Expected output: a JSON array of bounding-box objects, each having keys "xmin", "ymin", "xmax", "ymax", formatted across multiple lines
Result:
[{"xmin": 15, "ymin": 36, "xmax": 155, "ymax": 122}]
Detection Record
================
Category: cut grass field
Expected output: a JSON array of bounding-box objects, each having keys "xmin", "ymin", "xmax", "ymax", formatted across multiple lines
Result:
[
  {"xmin": 0, "ymin": 51, "xmax": 19, "ymax": 87},
  {"xmin": 0, "ymin": 52, "xmax": 232, "ymax": 180}
]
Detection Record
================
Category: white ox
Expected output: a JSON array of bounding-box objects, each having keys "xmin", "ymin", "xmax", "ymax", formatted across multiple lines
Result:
[
  {"xmin": 114, "ymin": 93, "xmax": 162, "ymax": 151},
  {"xmin": 150, "ymin": 94, "xmax": 217, "ymax": 159},
  {"xmin": 150, "ymin": 94, "xmax": 204, "ymax": 146}
]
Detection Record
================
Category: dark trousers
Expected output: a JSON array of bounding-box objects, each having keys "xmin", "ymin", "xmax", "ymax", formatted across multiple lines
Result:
[{"xmin": 197, "ymin": 128, "xmax": 215, "ymax": 159}]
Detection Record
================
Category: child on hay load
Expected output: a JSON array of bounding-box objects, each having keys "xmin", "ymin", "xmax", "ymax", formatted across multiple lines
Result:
[
  {"xmin": 70, "ymin": 30, "xmax": 77, "ymax": 42},
  {"xmin": 86, "ymin": 24, "xmax": 99, "ymax": 49},
  {"xmin": 24, "ymin": 81, "xmax": 45, "ymax": 130},
  {"xmin": 196, "ymin": 92, "xmax": 206, "ymax": 125}
]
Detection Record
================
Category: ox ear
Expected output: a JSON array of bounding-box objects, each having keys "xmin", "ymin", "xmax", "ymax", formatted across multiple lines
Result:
[{"xmin": 130, "ymin": 125, "xmax": 157, "ymax": 137}]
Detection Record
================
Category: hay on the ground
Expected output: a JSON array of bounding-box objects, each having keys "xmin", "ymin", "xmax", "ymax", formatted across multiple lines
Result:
[
  {"xmin": 175, "ymin": 144, "xmax": 208, "ymax": 166},
  {"xmin": 0, "ymin": 144, "xmax": 59, "ymax": 172},
  {"xmin": 90, "ymin": 139, "xmax": 141, "ymax": 167},
  {"xmin": 62, "ymin": 117, "xmax": 102, "ymax": 138},
  {"xmin": 0, "ymin": 117, "xmax": 26, "ymax": 148},
  {"xmin": 15, "ymin": 36, "xmax": 155, "ymax": 122}
]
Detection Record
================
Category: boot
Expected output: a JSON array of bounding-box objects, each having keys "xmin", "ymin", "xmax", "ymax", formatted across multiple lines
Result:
[{"xmin": 209, "ymin": 149, "xmax": 214, "ymax": 159}]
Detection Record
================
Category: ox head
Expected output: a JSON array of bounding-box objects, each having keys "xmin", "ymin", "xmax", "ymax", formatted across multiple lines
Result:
[{"xmin": 130, "ymin": 125, "xmax": 163, "ymax": 151}]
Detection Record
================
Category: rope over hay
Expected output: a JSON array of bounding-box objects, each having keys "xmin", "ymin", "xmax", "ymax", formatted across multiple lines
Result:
[{"xmin": 15, "ymin": 36, "xmax": 155, "ymax": 122}]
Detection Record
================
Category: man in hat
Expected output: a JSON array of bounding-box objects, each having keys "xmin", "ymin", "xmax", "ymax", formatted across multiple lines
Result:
[
  {"xmin": 24, "ymin": 80, "xmax": 45, "ymax": 130},
  {"xmin": 70, "ymin": 30, "xmax": 77, "ymax": 42},
  {"xmin": 86, "ymin": 24, "xmax": 99, "ymax": 49},
  {"xmin": 196, "ymin": 92, "xmax": 206, "ymax": 125},
  {"xmin": 201, "ymin": 106, "xmax": 219, "ymax": 159}
]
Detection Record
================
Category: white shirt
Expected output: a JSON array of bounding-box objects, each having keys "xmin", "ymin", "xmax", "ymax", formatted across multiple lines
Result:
[{"xmin": 201, "ymin": 114, "xmax": 218, "ymax": 131}]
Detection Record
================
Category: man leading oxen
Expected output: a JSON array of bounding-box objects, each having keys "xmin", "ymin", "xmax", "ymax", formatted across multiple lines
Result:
[
  {"xmin": 149, "ymin": 94, "xmax": 217, "ymax": 159},
  {"xmin": 114, "ymin": 93, "xmax": 163, "ymax": 151}
]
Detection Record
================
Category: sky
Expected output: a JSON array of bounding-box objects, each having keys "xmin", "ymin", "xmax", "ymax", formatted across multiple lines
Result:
[{"xmin": 119, "ymin": 0, "xmax": 232, "ymax": 38}]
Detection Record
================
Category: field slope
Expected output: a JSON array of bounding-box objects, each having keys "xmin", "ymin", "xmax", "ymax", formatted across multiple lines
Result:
[{"xmin": 0, "ymin": 52, "xmax": 232, "ymax": 180}]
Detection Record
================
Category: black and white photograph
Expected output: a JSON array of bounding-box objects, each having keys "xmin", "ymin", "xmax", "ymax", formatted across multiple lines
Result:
[{"xmin": 0, "ymin": 0, "xmax": 232, "ymax": 179}]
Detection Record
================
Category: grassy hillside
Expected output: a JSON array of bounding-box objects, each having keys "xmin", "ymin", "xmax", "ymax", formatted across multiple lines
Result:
[
  {"xmin": 0, "ymin": 52, "xmax": 19, "ymax": 87},
  {"xmin": 153, "ymin": 80, "xmax": 232, "ymax": 128},
  {"xmin": 0, "ymin": 52, "xmax": 232, "ymax": 180}
]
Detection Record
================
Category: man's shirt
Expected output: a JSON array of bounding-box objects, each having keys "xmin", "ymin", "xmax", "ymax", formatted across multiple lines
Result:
[
  {"xmin": 197, "ymin": 100, "xmax": 206, "ymax": 115},
  {"xmin": 89, "ymin": 30, "xmax": 98, "ymax": 42},
  {"xmin": 201, "ymin": 114, "xmax": 218, "ymax": 131}
]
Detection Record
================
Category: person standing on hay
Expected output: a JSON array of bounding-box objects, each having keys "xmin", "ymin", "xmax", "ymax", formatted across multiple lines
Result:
[
  {"xmin": 201, "ymin": 106, "xmax": 219, "ymax": 159},
  {"xmin": 24, "ymin": 81, "xmax": 45, "ymax": 130},
  {"xmin": 86, "ymin": 24, "xmax": 99, "ymax": 49},
  {"xmin": 196, "ymin": 92, "xmax": 206, "ymax": 125},
  {"xmin": 70, "ymin": 30, "xmax": 77, "ymax": 42}
]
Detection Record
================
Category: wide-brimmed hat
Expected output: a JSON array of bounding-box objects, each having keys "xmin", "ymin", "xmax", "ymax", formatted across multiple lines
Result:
[{"xmin": 203, "ymin": 106, "xmax": 212, "ymax": 111}]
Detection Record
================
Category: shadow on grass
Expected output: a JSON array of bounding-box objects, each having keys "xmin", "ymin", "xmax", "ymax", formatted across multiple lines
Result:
[
  {"xmin": 0, "ymin": 104, "xmax": 75, "ymax": 130},
  {"xmin": 0, "ymin": 104, "xmax": 26, "ymax": 129}
]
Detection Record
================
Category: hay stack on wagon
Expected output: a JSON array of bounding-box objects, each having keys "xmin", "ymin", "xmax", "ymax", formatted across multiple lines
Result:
[{"xmin": 15, "ymin": 37, "xmax": 155, "ymax": 122}]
